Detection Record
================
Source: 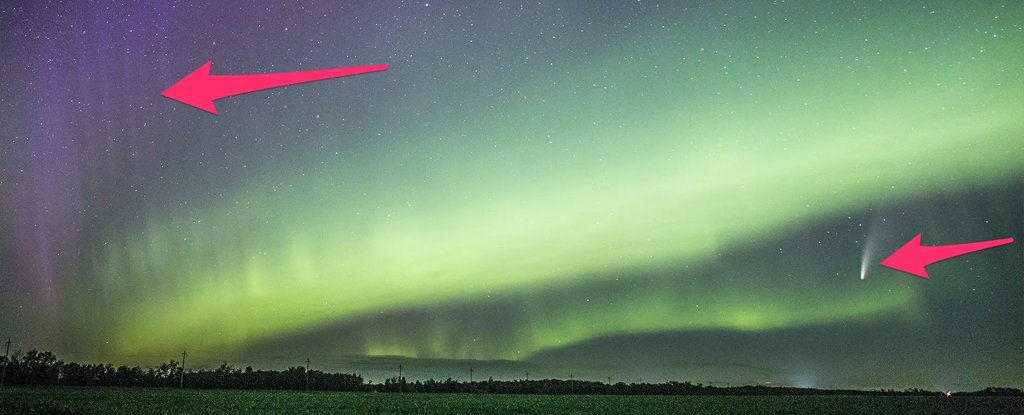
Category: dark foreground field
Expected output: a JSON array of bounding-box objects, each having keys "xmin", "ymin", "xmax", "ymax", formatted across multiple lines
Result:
[{"xmin": 1, "ymin": 387, "xmax": 1022, "ymax": 415}]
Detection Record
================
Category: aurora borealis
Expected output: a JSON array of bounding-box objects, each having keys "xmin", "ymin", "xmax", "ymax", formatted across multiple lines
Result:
[{"xmin": 1, "ymin": 0, "xmax": 1021, "ymax": 390}]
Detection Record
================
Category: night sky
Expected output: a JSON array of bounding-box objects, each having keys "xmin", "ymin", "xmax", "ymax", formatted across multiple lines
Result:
[{"xmin": 1, "ymin": 1, "xmax": 1022, "ymax": 390}]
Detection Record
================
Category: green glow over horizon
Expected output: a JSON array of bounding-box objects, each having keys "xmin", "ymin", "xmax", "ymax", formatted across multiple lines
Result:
[{"xmin": 68, "ymin": 2, "xmax": 1023, "ymax": 362}]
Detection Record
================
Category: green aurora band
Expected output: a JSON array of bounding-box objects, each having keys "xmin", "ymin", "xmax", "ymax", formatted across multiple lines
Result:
[{"xmin": 71, "ymin": 3, "xmax": 1022, "ymax": 360}]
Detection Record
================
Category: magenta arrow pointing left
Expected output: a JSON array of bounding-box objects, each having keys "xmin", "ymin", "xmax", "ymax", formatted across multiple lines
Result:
[{"xmin": 162, "ymin": 60, "xmax": 388, "ymax": 115}]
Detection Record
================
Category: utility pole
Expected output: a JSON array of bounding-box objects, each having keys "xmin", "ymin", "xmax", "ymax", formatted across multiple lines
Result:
[
  {"xmin": 608, "ymin": 376, "xmax": 612, "ymax": 385},
  {"xmin": 1, "ymin": 338, "xmax": 10, "ymax": 388},
  {"xmin": 525, "ymin": 372, "xmax": 529, "ymax": 382},
  {"xmin": 469, "ymin": 368, "xmax": 473, "ymax": 383},
  {"xmin": 305, "ymin": 358, "xmax": 311, "ymax": 391},
  {"xmin": 180, "ymin": 349, "xmax": 187, "ymax": 388},
  {"xmin": 398, "ymin": 364, "xmax": 403, "ymax": 393}
]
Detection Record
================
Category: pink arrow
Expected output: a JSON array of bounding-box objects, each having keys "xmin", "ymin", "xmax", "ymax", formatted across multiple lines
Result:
[
  {"xmin": 161, "ymin": 61, "xmax": 388, "ymax": 114},
  {"xmin": 880, "ymin": 234, "xmax": 1015, "ymax": 279}
]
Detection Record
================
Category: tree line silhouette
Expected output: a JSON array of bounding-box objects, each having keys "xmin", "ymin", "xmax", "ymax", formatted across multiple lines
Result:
[
  {"xmin": 1, "ymin": 349, "xmax": 1021, "ymax": 396},
  {"xmin": 1, "ymin": 350, "xmax": 360, "ymax": 391}
]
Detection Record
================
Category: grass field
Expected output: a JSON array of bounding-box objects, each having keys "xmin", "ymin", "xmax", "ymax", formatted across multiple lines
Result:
[{"xmin": 1, "ymin": 387, "xmax": 1022, "ymax": 415}]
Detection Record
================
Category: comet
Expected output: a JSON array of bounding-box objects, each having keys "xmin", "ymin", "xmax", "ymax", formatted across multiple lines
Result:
[
  {"xmin": 860, "ymin": 232, "xmax": 876, "ymax": 280},
  {"xmin": 859, "ymin": 210, "xmax": 885, "ymax": 281}
]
